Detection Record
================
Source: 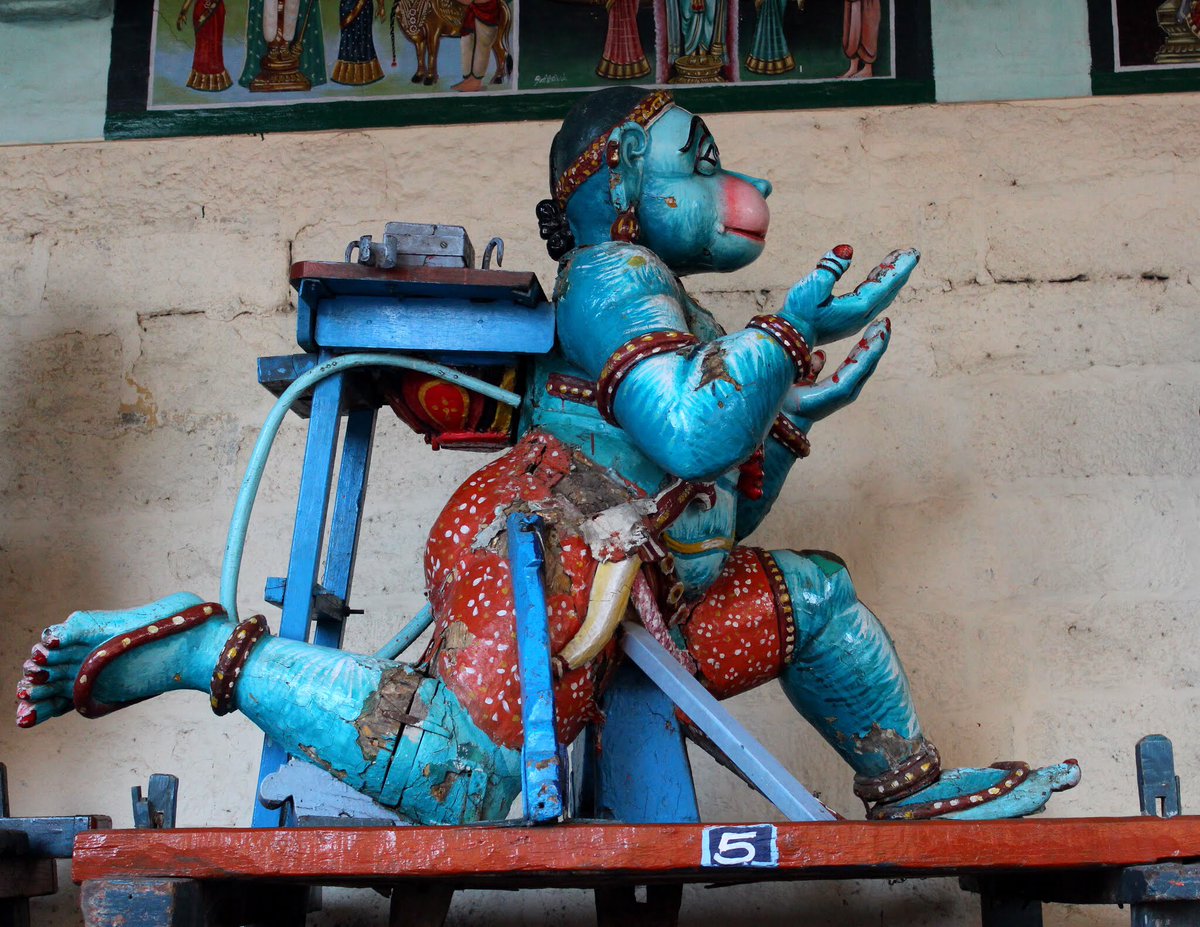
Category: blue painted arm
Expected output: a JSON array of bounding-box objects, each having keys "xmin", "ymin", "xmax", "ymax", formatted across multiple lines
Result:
[
  {"xmin": 735, "ymin": 319, "xmax": 892, "ymax": 540},
  {"xmin": 557, "ymin": 242, "xmax": 796, "ymax": 482}
]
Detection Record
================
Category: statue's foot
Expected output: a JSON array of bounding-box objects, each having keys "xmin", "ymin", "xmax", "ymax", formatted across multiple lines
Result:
[
  {"xmin": 868, "ymin": 760, "xmax": 1081, "ymax": 821},
  {"xmin": 452, "ymin": 75, "xmax": 485, "ymax": 92},
  {"xmin": 850, "ymin": 62, "xmax": 874, "ymax": 80},
  {"xmin": 15, "ymin": 592, "xmax": 230, "ymax": 727},
  {"xmin": 838, "ymin": 60, "xmax": 860, "ymax": 79}
]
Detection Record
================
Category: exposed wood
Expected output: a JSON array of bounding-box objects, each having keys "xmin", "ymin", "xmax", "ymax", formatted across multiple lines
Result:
[{"xmin": 73, "ymin": 818, "xmax": 1200, "ymax": 887}]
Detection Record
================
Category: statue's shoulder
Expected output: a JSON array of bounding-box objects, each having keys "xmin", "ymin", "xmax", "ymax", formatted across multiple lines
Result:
[{"xmin": 553, "ymin": 242, "xmax": 677, "ymax": 307}]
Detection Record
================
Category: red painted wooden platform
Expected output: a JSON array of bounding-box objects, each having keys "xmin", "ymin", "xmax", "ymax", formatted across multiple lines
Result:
[{"xmin": 73, "ymin": 818, "xmax": 1200, "ymax": 889}]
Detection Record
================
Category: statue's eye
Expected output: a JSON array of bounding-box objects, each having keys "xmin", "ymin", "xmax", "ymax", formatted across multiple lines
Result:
[{"xmin": 695, "ymin": 137, "xmax": 720, "ymax": 176}]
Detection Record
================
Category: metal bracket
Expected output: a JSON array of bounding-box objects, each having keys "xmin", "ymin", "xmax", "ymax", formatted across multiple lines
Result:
[
  {"xmin": 1138, "ymin": 735, "xmax": 1182, "ymax": 818},
  {"xmin": 131, "ymin": 774, "xmax": 178, "ymax": 830}
]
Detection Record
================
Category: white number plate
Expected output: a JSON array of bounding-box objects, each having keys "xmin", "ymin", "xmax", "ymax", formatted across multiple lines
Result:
[{"xmin": 701, "ymin": 824, "xmax": 779, "ymax": 868}]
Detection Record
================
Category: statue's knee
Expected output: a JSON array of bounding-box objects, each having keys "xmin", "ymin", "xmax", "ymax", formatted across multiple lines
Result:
[{"xmin": 772, "ymin": 548, "xmax": 857, "ymax": 645}]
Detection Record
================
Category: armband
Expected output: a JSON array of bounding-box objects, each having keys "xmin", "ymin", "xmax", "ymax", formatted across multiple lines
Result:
[{"xmin": 596, "ymin": 330, "xmax": 700, "ymax": 425}]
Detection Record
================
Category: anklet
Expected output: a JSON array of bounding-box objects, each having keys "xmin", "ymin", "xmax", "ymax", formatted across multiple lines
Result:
[
  {"xmin": 210, "ymin": 614, "xmax": 271, "ymax": 716},
  {"xmin": 74, "ymin": 602, "xmax": 224, "ymax": 719},
  {"xmin": 853, "ymin": 739, "xmax": 942, "ymax": 807}
]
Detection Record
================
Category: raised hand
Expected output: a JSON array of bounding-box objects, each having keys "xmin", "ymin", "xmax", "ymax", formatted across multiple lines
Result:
[
  {"xmin": 781, "ymin": 246, "xmax": 919, "ymax": 346},
  {"xmin": 783, "ymin": 317, "xmax": 890, "ymax": 429}
]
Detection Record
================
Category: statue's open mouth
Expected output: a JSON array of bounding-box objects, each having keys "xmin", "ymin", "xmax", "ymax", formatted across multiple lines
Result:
[{"xmin": 726, "ymin": 226, "xmax": 766, "ymax": 245}]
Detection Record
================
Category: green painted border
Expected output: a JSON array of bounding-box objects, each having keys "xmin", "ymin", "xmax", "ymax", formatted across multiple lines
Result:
[
  {"xmin": 1092, "ymin": 68, "xmax": 1200, "ymax": 96},
  {"xmin": 105, "ymin": 79, "xmax": 934, "ymax": 140},
  {"xmin": 1087, "ymin": 0, "xmax": 1200, "ymax": 97}
]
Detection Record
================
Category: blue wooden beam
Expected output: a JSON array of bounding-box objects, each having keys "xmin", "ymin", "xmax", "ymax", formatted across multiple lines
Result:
[
  {"xmin": 253, "ymin": 352, "xmax": 347, "ymax": 827},
  {"xmin": 310, "ymin": 295, "xmax": 555, "ymax": 355},
  {"xmin": 620, "ymin": 622, "xmax": 836, "ymax": 823},
  {"xmin": 507, "ymin": 513, "xmax": 564, "ymax": 823},
  {"xmin": 592, "ymin": 660, "xmax": 699, "ymax": 824},
  {"xmin": 316, "ymin": 407, "xmax": 377, "ymax": 650}
]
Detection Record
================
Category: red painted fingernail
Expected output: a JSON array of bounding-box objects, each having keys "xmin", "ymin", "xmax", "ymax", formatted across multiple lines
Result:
[
  {"xmin": 22, "ymin": 665, "xmax": 48, "ymax": 684},
  {"xmin": 833, "ymin": 244, "xmax": 853, "ymax": 260},
  {"xmin": 30, "ymin": 647, "xmax": 47, "ymax": 666},
  {"xmin": 883, "ymin": 317, "xmax": 892, "ymax": 332},
  {"xmin": 15, "ymin": 705, "xmax": 36, "ymax": 728},
  {"xmin": 41, "ymin": 630, "xmax": 60, "ymax": 649},
  {"xmin": 16, "ymin": 688, "xmax": 29, "ymax": 700}
]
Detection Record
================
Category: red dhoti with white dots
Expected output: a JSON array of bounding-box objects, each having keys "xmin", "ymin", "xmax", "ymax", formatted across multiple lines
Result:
[{"xmin": 422, "ymin": 431, "xmax": 795, "ymax": 749}]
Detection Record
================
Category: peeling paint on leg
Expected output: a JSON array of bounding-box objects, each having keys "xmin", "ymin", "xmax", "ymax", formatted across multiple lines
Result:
[
  {"xmin": 354, "ymin": 665, "xmax": 424, "ymax": 761},
  {"xmin": 851, "ymin": 723, "xmax": 926, "ymax": 769}
]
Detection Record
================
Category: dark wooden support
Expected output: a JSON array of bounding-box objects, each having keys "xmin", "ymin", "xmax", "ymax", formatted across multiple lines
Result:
[
  {"xmin": 388, "ymin": 883, "xmax": 455, "ymax": 927},
  {"xmin": 80, "ymin": 879, "xmax": 205, "ymax": 927},
  {"xmin": 978, "ymin": 890, "xmax": 1042, "ymax": 927},
  {"xmin": 595, "ymin": 885, "xmax": 683, "ymax": 927}
]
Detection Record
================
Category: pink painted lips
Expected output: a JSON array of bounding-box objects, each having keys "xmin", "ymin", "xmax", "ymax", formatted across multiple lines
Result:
[{"xmin": 722, "ymin": 176, "xmax": 770, "ymax": 245}]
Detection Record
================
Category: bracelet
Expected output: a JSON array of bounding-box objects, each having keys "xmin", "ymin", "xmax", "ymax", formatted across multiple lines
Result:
[
  {"xmin": 210, "ymin": 614, "xmax": 271, "ymax": 716},
  {"xmin": 746, "ymin": 314, "xmax": 813, "ymax": 382},
  {"xmin": 769, "ymin": 413, "xmax": 812, "ymax": 459}
]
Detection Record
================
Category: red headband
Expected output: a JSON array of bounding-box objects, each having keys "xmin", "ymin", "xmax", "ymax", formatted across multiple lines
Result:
[{"xmin": 553, "ymin": 90, "xmax": 674, "ymax": 209}]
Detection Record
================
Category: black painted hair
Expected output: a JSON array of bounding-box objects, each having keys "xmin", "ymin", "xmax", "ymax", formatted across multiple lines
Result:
[{"xmin": 536, "ymin": 87, "xmax": 659, "ymax": 260}]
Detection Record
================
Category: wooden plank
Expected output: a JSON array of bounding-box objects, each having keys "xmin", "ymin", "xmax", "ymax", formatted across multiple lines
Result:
[
  {"xmin": 289, "ymin": 262, "xmax": 545, "ymax": 306},
  {"xmin": 311, "ymin": 295, "xmax": 555, "ymax": 356},
  {"xmin": 73, "ymin": 818, "xmax": 1200, "ymax": 887}
]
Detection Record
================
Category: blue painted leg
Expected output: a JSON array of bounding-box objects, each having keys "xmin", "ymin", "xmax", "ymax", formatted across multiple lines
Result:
[{"xmin": 773, "ymin": 549, "xmax": 1079, "ymax": 819}]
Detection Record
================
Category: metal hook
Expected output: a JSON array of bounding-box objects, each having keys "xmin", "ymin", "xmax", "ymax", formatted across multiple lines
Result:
[{"xmin": 482, "ymin": 237, "xmax": 504, "ymax": 270}]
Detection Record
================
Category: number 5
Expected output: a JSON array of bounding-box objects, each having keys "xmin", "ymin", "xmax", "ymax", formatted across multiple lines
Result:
[{"xmin": 713, "ymin": 830, "xmax": 758, "ymax": 865}]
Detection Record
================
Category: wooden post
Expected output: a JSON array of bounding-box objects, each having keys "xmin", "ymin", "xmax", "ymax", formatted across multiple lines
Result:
[{"xmin": 388, "ymin": 883, "xmax": 454, "ymax": 927}]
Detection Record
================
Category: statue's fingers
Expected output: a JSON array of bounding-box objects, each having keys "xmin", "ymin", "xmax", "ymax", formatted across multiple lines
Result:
[
  {"xmin": 803, "ymin": 349, "xmax": 827, "ymax": 384},
  {"xmin": 784, "ymin": 245, "xmax": 854, "ymax": 317}
]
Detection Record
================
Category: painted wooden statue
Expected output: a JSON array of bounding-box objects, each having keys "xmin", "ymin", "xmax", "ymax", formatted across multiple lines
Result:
[{"xmin": 16, "ymin": 87, "xmax": 1079, "ymax": 825}]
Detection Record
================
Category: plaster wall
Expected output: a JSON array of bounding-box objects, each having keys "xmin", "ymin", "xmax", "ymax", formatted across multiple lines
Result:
[{"xmin": 0, "ymin": 93, "xmax": 1198, "ymax": 926}]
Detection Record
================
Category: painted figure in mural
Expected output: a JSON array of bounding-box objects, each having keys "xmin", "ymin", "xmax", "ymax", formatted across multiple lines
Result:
[
  {"xmin": 745, "ymin": 0, "xmax": 801, "ymax": 74},
  {"xmin": 840, "ymin": 0, "xmax": 879, "ymax": 79},
  {"xmin": 390, "ymin": 0, "xmax": 511, "ymax": 88},
  {"xmin": 15, "ymin": 87, "xmax": 1080, "ymax": 826},
  {"xmin": 240, "ymin": 0, "xmax": 328, "ymax": 92},
  {"xmin": 332, "ymin": 0, "xmax": 388, "ymax": 84},
  {"xmin": 662, "ymin": 0, "xmax": 731, "ymax": 82},
  {"xmin": 453, "ymin": 0, "xmax": 507, "ymax": 90},
  {"xmin": 176, "ymin": 0, "xmax": 233, "ymax": 91},
  {"xmin": 596, "ymin": 0, "xmax": 651, "ymax": 80}
]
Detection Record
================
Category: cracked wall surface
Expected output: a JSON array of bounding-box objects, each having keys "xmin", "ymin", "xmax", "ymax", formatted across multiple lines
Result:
[{"xmin": 1, "ymin": 94, "xmax": 1199, "ymax": 925}]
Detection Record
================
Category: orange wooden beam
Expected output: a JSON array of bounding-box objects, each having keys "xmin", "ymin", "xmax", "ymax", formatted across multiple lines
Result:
[{"xmin": 73, "ymin": 818, "xmax": 1200, "ymax": 887}]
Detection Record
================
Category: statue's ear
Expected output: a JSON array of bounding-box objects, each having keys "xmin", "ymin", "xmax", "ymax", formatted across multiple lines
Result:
[{"xmin": 606, "ymin": 121, "xmax": 648, "ymax": 215}]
